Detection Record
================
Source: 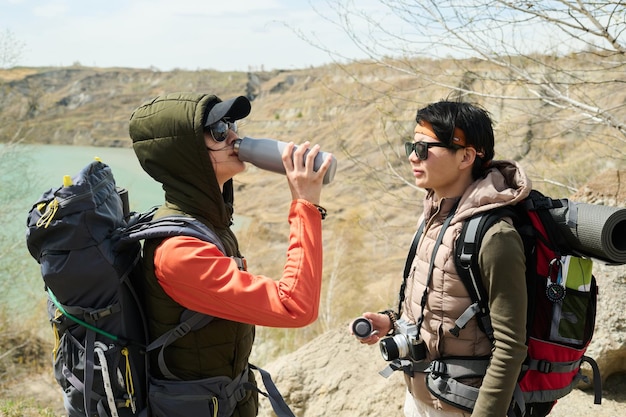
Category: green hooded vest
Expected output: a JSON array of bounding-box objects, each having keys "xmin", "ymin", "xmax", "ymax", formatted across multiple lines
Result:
[{"xmin": 129, "ymin": 92, "xmax": 257, "ymax": 416}]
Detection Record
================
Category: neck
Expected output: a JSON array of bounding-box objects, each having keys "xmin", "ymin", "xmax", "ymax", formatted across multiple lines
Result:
[{"xmin": 434, "ymin": 175, "xmax": 474, "ymax": 200}]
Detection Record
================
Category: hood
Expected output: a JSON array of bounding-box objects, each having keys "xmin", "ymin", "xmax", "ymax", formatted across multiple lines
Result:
[
  {"xmin": 455, "ymin": 159, "xmax": 532, "ymax": 222},
  {"xmin": 129, "ymin": 92, "xmax": 234, "ymax": 232},
  {"xmin": 423, "ymin": 159, "xmax": 533, "ymax": 225}
]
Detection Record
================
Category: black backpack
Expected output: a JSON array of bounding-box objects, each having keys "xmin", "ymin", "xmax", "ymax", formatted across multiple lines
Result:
[
  {"xmin": 393, "ymin": 190, "xmax": 604, "ymax": 417},
  {"xmin": 26, "ymin": 159, "xmax": 294, "ymax": 417}
]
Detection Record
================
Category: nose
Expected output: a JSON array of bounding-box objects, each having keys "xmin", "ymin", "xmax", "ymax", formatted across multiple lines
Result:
[{"xmin": 225, "ymin": 128, "xmax": 239, "ymax": 144}]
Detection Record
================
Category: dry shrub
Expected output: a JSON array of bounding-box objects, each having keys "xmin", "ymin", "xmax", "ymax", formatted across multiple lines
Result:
[{"xmin": 0, "ymin": 310, "xmax": 51, "ymax": 392}]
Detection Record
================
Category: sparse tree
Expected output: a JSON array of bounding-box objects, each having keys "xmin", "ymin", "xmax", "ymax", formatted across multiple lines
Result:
[
  {"xmin": 0, "ymin": 28, "xmax": 57, "ymax": 399},
  {"xmin": 0, "ymin": 29, "xmax": 24, "ymax": 69},
  {"xmin": 302, "ymin": 0, "xmax": 625, "ymax": 190},
  {"xmin": 0, "ymin": 26, "xmax": 28, "ymax": 228}
]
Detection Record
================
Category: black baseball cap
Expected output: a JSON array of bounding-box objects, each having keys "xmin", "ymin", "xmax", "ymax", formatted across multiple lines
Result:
[{"xmin": 204, "ymin": 96, "xmax": 251, "ymax": 126}]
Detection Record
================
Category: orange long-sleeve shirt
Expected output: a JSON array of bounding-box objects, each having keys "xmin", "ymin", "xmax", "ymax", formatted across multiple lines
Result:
[{"xmin": 152, "ymin": 199, "xmax": 323, "ymax": 328}]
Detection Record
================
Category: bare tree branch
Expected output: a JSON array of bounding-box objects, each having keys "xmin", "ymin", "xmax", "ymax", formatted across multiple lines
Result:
[
  {"xmin": 0, "ymin": 29, "xmax": 24, "ymax": 69},
  {"xmin": 299, "ymin": 0, "xmax": 625, "ymax": 166}
]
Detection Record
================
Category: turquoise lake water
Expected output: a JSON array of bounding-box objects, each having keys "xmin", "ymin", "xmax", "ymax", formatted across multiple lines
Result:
[
  {"xmin": 21, "ymin": 144, "xmax": 164, "ymax": 210},
  {"xmin": 1, "ymin": 144, "xmax": 166, "ymax": 321},
  {"xmin": 2, "ymin": 143, "xmax": 251, "ymax": 322}
]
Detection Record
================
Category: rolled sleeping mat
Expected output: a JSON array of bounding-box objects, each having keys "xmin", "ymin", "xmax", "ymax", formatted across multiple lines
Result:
[{"xmin": 550, "ymin": 200, "xmax": 626, "ymax": 264}]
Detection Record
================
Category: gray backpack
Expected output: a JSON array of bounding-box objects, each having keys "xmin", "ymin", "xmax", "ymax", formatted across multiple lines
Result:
[{"xmin": 26, "ymin": 160, "xmax": 294, "ymax": 417}]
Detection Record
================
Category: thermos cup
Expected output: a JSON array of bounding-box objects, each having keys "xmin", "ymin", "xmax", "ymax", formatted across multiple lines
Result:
[
  {"xmin": 234, "ymin": 137, "xmax": 337, "ymax": 184},
  {"xmin": 351, "ymin": 317, "xmax": 374, "ymax": 339}
]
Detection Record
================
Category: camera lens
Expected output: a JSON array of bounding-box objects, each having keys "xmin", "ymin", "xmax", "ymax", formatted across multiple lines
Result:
[
  {"xmin": 379, "ymin": 335, "xmax": 409, "ymax": 361},
  {"xmin": 352, "ymin": 318, "xmax": 373, "ymax": 339},
  {"xmin": 379, "ymin": 337, "xmax": 400, "ymax": 361}
]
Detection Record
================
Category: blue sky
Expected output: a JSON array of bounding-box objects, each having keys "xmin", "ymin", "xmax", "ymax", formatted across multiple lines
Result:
[{"xmin": 1, "ymin": 0, "xmax": 378, "ymax": 71}]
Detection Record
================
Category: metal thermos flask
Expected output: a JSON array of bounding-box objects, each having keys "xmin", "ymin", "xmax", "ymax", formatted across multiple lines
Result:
[
  {"xmin": 351, "ymin": 317, "xmax": 374, "ymax": 339},
  {"xmin": 234, "ymin": 137, "xmax": 337, "ymax": 184}
]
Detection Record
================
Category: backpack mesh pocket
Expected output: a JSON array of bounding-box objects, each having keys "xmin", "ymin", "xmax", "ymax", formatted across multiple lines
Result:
[{"xmin": 51, "ymin": 311, "xmax": 138, "ymax": 417}]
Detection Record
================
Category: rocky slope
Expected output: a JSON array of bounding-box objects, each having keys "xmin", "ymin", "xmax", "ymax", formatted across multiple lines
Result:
[
  {"xmin": 255, "ymin": 326, "xmax": 626, "ymax": 417},
  {"xmin": 2, "ymin": 60, "xmax": 625, "ymax": 415}
]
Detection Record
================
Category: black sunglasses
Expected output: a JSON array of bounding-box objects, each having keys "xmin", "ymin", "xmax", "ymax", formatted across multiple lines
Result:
[
  {"xmin": 404, "ymin": 141, "xmax": 452, "ymax": 160},
  {"xmin": 209, "ymin": 119, "xmax": 238, "ymax": 142}
]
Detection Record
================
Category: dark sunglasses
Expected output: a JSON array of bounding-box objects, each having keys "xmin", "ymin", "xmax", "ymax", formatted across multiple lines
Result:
[
  {"xmin": 209, "ymin": 119, "xmax": 238, "ymax": 142},
  {"xmin": 404, "ymin": 141, "xmax": 454, "ymax": 160}
]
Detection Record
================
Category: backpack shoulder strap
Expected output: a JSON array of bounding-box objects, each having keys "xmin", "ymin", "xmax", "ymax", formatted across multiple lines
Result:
[
  {"xmin": 398, "ymin": 203, "xmax": 459, "ymax": 317},
  {"xmin": 119, "ymin": 212, "xmax": 235, "ymax": 379},
  {"xmin": 118, "ymin": 212, "xmax": 248, "ymax": 270},
  {"xmin": 118, "ymin": 212, "xmax": 227, "ymax": 253},
  {"xmin": 397, "ymin": 222, "xmax": 425, "ymax": 314},
  {"xmin": 129, "ymin": 213, "xmax": 297, "ymax": 416},
  {"xmin": 452, "ymin": 207, "xmax": 515, "ymax": 340},
  {"xmin": 404, "ymin": 222, "xmax": 425, "ymax": 280},
  {"xmin": 146, "ymin": 311, "xmax": 215, "ymax": 380}
]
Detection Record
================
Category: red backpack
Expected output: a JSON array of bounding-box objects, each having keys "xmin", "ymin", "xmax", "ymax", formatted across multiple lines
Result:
[{"xmin": 450, "ymin": 190, "xmax": 601, "ymax": 416}]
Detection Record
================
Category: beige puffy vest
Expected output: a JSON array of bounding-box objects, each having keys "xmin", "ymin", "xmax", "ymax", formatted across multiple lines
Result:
[
  {"xmin": 399, "ymin": 161, "xmax": 532, "ymax": 413},
  {"xmin": 403, "ymin": 197, "xmax": 492, "ymax": 412}
]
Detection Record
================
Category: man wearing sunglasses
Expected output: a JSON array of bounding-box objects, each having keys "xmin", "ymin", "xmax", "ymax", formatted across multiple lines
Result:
[
  {"xmin": 352, "ymin": 100, "xmax": 531, "ymax": 417},
  {"xmin": 129, "ymin": 92, "xmax": 333, "ymax": 417}
]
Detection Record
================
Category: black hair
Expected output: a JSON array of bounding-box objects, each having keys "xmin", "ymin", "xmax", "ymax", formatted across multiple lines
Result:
[{"xmin": 416, "ymin": 101, "xmax": 495, "ymax": 179}]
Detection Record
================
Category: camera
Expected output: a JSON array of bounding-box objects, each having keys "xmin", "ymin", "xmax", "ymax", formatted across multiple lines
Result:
[{"xmin": 379, "ymin": 319, "xmax": 426, "ymax": 362}]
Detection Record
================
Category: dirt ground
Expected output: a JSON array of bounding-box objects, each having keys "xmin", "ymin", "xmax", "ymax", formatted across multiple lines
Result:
[
  {"xmin": 8, "ymin": 368, "xmax": 625, "ymax": 417},
  {"xmin": 549, "ymin": 373, "xmax": 626, "ymax": 417}
]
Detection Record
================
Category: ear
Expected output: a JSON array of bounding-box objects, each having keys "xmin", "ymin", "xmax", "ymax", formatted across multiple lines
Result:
[{"xmin": 459, "ymin": 146, "xmax": 477, "ymax": 170}]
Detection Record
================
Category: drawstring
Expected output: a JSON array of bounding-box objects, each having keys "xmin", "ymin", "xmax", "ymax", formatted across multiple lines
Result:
[
  {"xmin": 51, "ymin": 308, "xmax": 63, "ymax": 360},
  {"xmin": 121, "ymin": 347, "xmax": 137, "ymax": 413},
  {"xmin": 36, "ymin": 199, "xmax": 59, "ymax": 228},
  {"xmin": 212, "ymin": 397, "xmax": 219, "ymax": 417},
  {"xmin": 94, "ymin": 342, "xmax": 119, "ymax": 417}
]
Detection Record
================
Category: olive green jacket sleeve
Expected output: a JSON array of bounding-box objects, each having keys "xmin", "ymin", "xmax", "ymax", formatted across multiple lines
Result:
[{"xmin": 472, "ymin": 219, "xmax": 528, "ymax": 417}]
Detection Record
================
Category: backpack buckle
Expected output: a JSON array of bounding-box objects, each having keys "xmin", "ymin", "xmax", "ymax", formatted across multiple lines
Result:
[
  {"xmin": 173, "ymin": 322, "xmax": 192, "ymax": 338},
  {"xmin": 537, "ymin": 360, "xmax": 552, "ymax": 373},
  {"xmin": 234, "ymin": 386, "xmax": 246, "ymax": 402},
  {"xmin": 429, "ymin": 360, "xmax": 447, "ymax": 376},
  {"xmin": 89, "ymin": 304, "xmax": 120, "ymax": 321}
]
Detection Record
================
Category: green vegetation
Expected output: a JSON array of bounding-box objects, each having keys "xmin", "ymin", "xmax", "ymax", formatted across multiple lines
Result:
[
  {"xmin": 0, "ymin": 143, "xmax": 56, "ymax": 414},
  {"xmin": 0, "ymin": 306, "xmax": 57, "ymax": 416},
  {"xmin": 0, "ymin": 399, "xmax": 59, "ymax": 417}
]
